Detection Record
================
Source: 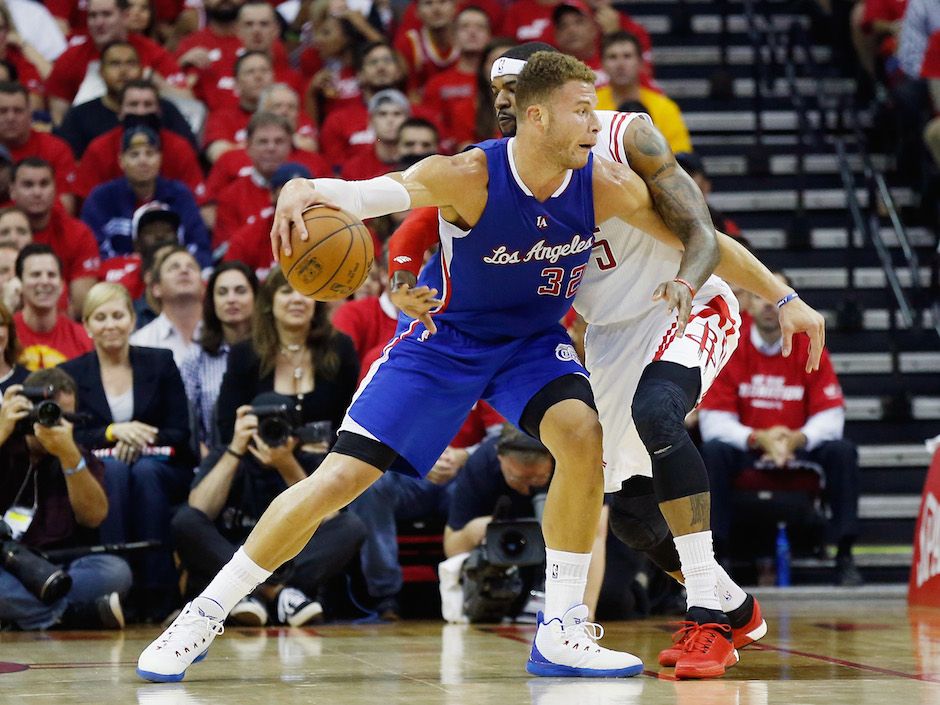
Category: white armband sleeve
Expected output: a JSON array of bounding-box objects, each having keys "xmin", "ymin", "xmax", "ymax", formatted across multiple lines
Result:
[{"xmin": 312, "ymin": 176, "xmax": 412, "ymax": 220}]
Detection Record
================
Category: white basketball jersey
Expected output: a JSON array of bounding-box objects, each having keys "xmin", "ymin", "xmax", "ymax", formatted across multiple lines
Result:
[{"xmin": 575, "ymin": 110, "xmax": 725, "ymax": 326}]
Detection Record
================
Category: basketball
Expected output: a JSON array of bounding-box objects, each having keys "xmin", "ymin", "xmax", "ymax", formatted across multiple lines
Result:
[{"xmin": 281, "ymin": 206, "xmax": 374, "ymax": 301}]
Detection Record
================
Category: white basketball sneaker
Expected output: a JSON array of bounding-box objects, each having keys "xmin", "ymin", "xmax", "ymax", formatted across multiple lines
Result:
[
  {"xmin": 137, "ymin": 601, "xmax": 225, "ymax": 682},
  {"xmin": 526, "ymin": 604, "xmax": 644, "ymax": 678}
]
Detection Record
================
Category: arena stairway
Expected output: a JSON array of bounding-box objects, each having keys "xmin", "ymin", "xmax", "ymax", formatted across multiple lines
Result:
[{"xmin": 623, "ymin": 0, "xmax": 938, "ymax": 583}]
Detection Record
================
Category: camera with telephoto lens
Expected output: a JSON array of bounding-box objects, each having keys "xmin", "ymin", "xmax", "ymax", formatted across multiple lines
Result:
[
  {"xmin": 249, "ymin": 403, "xmax": 301, "ymax": 447},
  {"xmin": 14, "ymin": 385, "xmax": 63, "ymax": 435},
  {"xmin": 461, "ymin": 497, "xmax": 546, "ymax": 623},
  {"xmin": 0, "ymin": 519, "xmax": 72, "ymax": 604}
]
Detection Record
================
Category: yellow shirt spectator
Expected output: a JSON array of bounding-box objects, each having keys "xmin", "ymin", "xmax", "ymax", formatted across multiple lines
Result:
[{"xmin": 596, "ymin": 86, "xmax": 693, "ymax": 154}]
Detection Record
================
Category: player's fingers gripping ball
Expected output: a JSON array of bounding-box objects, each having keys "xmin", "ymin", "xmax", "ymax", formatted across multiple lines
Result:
[{"xmin": 281, "ymin": 206, "xmax": 375, "ymax": 301}]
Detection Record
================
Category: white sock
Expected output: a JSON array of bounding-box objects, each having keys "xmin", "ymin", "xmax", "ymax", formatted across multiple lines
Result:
[
  {"xmin": 543, "ymin": 548, "xmax": 591, "ymax": 621},
  {"xmin": 715, "ymin": 564, "xmax": 747, "ymax": 613},
  {"xmin": 195, "ymin": 547, "xmax": 273, "ymax": 619},
  {"xmin": 674, "ymin": 531, "xmax": 721, "ymax": 612}
]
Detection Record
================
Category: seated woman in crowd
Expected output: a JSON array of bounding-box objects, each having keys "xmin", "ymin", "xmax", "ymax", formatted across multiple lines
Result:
[
  {"xmin": 180, "ymin": 261, "xmax": 258, "ymax": 457},
  {"xmin": 0, "ymin": 302, "xmax": 27, "ymax": 393},
  {"xmin": 61, "ymin": 282, "xmax": 193, "ymax": 621},
  {"xmin": 172, "ymin": 267, "xmax": 365, "ymax": 626}
]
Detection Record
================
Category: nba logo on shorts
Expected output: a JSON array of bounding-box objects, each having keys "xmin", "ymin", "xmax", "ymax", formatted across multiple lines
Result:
[{"xmin": 535, "ymin": 215, "xmax": 548, "ymax": 229}]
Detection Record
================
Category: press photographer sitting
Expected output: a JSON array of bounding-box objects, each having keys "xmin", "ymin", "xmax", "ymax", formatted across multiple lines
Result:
[
  {"xmin": 171, "ymin": 267, "xmax": 366, "ymax": 627},
  {"xmin": 0, "ymin": 369, "xmax": 132, "ymax": 630}
]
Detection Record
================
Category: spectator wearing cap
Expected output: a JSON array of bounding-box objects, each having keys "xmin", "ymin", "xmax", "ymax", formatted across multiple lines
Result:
[
  {"xmin": 0, "ymin": 82, "xmax": 79, "ymax": 213},
  {"xmin": 56, "ymin": 41, "xmax": 197, "ymax": 159},
  {"xmin": 318, "ymin": 41, "xmax": 415, "ymax": 171},
  {"xmin": 211, "ymin": 112, "xmax": 295, "ymax": 249},
  {"xmin": 0, "ymin": 3, "xmax": 49, "ymax": 110},
  {"xmin": 421, "ymin": 6, "xmax": 491, "ymax": 153},
  {"xmin": 10, "ymin": 158, "xmax": 100, "ymax": 319},
  {"xmin": 224, "ymin": 161, "xmax": 311, "ymax": 274},
  {"xmin": 130, "ymin": 245, "xmax": 204, "ymax": 367},
  {"xmin": 14, "ymin": 243, "xmax": 94, "ymax": 370},
  {"xmin": 674, "ymin": 152, "xmax": 743, "ymax": 242},
  {"xmin": 394, "ymin": 0, "xmax": 459, "ymax": 99},
  {"xmin": 341, "ymin": 90, "xmax": 411, "ymax": 181},
  {"xmin": 75, "ymin": 80, "xmax": 206, "ymax": 202},
  {"xmin": 46, "ymin": 0, "xmax": 190, "ymax": 126},
  {"xmin": 552, "ymin": 0, "xmax": 605, "ymax": 86},
  {"xmin": 596, "ymin": 31, "xmax": 691, "ymax": 154},
  {"xmin": 80, "ymin": 125, "xmax": 211, "ymax": 267},
  {"xmin": 96, "ymin": 204, "xmax": 182, "ymax": 304},
  {"xmin": 203, "ymin": 51, "xmax": 275, "ymax": 164}
]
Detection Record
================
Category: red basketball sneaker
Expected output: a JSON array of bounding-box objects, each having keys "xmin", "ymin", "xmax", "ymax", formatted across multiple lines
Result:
[
  {"xmin": 673, "ymin": 616, "xmax": 738, "ymax": 680},
  {"xmin": 658, "ymin": 595, "xmax": 767, "ymax": 667}
]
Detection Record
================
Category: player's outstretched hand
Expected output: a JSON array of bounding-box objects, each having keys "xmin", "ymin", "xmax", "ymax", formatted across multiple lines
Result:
[
  {"xmin": 652, "ymin": 280, "xmax": 693, "ymax": 336},
  {"xmin": 270, "ymin": 178, "xmax": 340, "ymax": 261},
  {"xmin": 778, "ymin": 297, "xmax": 826, "ymax": 372},
  {"xmin": 390, "ymin": 283, "xmax": 443, "ymax": 336}
]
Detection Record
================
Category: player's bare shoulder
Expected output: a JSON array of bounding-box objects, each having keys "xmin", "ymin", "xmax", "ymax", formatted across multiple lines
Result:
[{"xmin": 591, "ymin": 156, "xmax": 653, "ymax": 223}]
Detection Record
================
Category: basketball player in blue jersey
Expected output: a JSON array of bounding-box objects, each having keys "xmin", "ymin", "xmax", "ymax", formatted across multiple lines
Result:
[
  {"xmin": 137, "ymin": 51, "xmax": 721, "ymax": 683},
  {"xmin": 383, "ymin": 42, "xmax": 827, "ymax": 679}
]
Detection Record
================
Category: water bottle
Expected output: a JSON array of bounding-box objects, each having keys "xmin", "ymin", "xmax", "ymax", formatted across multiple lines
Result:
[{"xmin": 775, "ymin": 522, "xmax": 791, "ymax": 587}]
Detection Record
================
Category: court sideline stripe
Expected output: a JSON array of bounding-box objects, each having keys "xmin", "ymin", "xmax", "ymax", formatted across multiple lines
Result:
[{"xmin": 753, "ymin": 643, "xmax": 940, "ymax": 683}]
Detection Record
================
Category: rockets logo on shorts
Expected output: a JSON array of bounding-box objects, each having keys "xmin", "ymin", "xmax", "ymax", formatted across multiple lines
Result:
[{"xmin": 555, "ymin": 343, "xmax": 580, "ymax": 363}]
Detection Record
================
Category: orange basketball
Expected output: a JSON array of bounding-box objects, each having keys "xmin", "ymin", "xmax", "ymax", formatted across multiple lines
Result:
[{"xmin": 281, "ymin": 206, "xmax": 374, "ymax": 301}]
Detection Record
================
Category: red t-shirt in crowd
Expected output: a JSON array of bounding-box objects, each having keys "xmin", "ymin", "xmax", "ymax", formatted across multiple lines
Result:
[
  {"xmin": 203, "ymin": 104, "xmax": 252, "ymax": 149},
  {"xmin": 319, "ymin": 103, "xmax": 373, "ymax": 169},
  {"xmin": 203, "ymin": 147, "xmax": 330, "ymax": 205},
  {"xmin": 98, "ymin": 254, "xmax": 144, "ymax": 300},
  {"xmin": 422, "ymin": 67, "xmax": 477, "ymax": 152},
  {"xmin": 214, "ymin": 176, "xmax": 271, "ymax": 248},
  {"xmin": 340, "ymin": 149, "xmax": 398, "ymax": 181},
  {"xmin": 298, "ymin": 52, "xmax": 361, "ymax": 122},
  {"xmin": 46, "ymin": 33, "xmax": 186, "ymax": 102},
  {"xmin": 14, "ymin": 311, "xmax": 94, "ymax": 371},
  {"xmin": 32, "ymin": 204, "xmax": 101, "ymax": 284},
  {"xmin": 922, "ymin": 31, "xmax": 940, "ymax": 78},
  {"xmin": 332, "ymin": 294, "xmax": 398, "ymax": 371},
  {"xmin": 177, "ymin": 29, "xmax": 243, "ymax": 111},
  {"xmin": 7, "ymin": 131, "xmax": 78, "ymax": 197},
  {"xmin": 76, "ymin": 126, "xmax": 206, "ymax": 200},
  {"xmin": 862, "ymin": 0, "xmax": 907, "ymax": 57},
  {"xmin": 46, "ymin": 0, "xmax": 88, "ymax": 35},
  {"xmin": 698, "ymin": 320, "xmax": 844, "ymax": 429},
  {"xmin": 394, "ymin": 27, "xmax": 459, "ymax": 96},
  {"xmin": 224, "ymin": 215, "xmax": 275, "ymax": 272},
  {"xmin": 4, "ymin": 45, "xmax": 44, "ymax": 96}
]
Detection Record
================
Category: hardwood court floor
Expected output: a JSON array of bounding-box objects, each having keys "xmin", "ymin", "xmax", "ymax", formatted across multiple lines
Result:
[{"xmin": 2, "ymin": 596, "xmax": 939, "ymax": 705}]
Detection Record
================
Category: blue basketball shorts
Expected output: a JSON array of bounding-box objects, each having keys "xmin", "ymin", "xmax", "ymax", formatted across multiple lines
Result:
[{"xmin": 337, "ymin": 319, "xmax": 588, "ymax": 477}]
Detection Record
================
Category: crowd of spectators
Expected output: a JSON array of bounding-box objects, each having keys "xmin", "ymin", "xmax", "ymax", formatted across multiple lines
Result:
[{"xmin": 0, "ymin": 0, "xmax": 868, "ymax": 630}]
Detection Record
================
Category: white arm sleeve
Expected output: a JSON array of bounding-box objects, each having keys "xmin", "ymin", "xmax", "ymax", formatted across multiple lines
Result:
[
  {"xmin": 698, "ymin": 410, "xmax": 752, "ymax": 450},
  {"xmin": 312, "ymin": 176, "xmax": 412, "ymax": 221},
  {"xmin": 800, "ymin": 406, "xmax": 845, "ymax": 451}
]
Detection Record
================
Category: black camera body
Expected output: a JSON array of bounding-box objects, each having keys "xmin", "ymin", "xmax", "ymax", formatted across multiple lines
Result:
[
  {"xmin": 15, "ymin": 385, "xmax": 62, "ymax": 435},
  {"xmin": 0, "ymin": 520, "xmax": 72, "ymax": 604},
  {"xmin": 461, "ymin": 518, "xmax": 546, "ymax": 623},
  {"xmin": 249, "ymin": 403, "xmax": 300, "ymax": 447}
]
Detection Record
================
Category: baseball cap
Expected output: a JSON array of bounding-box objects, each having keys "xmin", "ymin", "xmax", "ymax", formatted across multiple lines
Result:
[
  {"xmin": 270, "ymin": 162, "xmax": 313, "ymax": 190},
  {"xmin": 675, "ymin": 151, "xmax": 706, "ymax": 178},
  {"xmin": 122, "ymin": 124, "xmax": 161, "ymax": 153},
  {"xmin": 132, "ymin": 202, "xmax": 180, "ymax": 240},
  {"xmin": 552, "ymin": 0, "xmax": 593, "ymax": 23},
  {"xmin": 367, "ymin": 89, "xmax": 411, "ymax": 115}
]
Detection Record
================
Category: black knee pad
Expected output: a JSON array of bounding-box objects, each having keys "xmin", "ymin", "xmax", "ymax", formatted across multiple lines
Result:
[
  {"xmin": 608, "ymin": 478, "xmax": 670, "ymax": 552},
  {"xmin": 519, "ymin": 373, "xmax": 596, "ymax": 440},
  {"xmin": 631, "ymin": 362, "xmax": 701, "ymax": 454}
]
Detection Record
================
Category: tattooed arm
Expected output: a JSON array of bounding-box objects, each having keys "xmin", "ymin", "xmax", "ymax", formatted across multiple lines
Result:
[{"xmin": 621, "ymin": 118, "xmax": 719, "ymax": 292}]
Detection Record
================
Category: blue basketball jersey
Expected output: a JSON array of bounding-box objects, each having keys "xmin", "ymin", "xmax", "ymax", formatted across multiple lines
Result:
[{"xmin": 418, "ymin": 137, "xmax": 596, "ymax": 340}]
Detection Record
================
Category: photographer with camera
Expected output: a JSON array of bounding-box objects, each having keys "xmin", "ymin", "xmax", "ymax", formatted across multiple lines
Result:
[
  {"xmin": 172, "ymin": 267, "xmax": 365, "ymax": 627},
  {"xmin": 60, "ymin": 282, "xmax": 194, "ymax": 621},
  {"xmin": 0, "ymin": 368, "xmax": 132, "ymax": 630}
]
